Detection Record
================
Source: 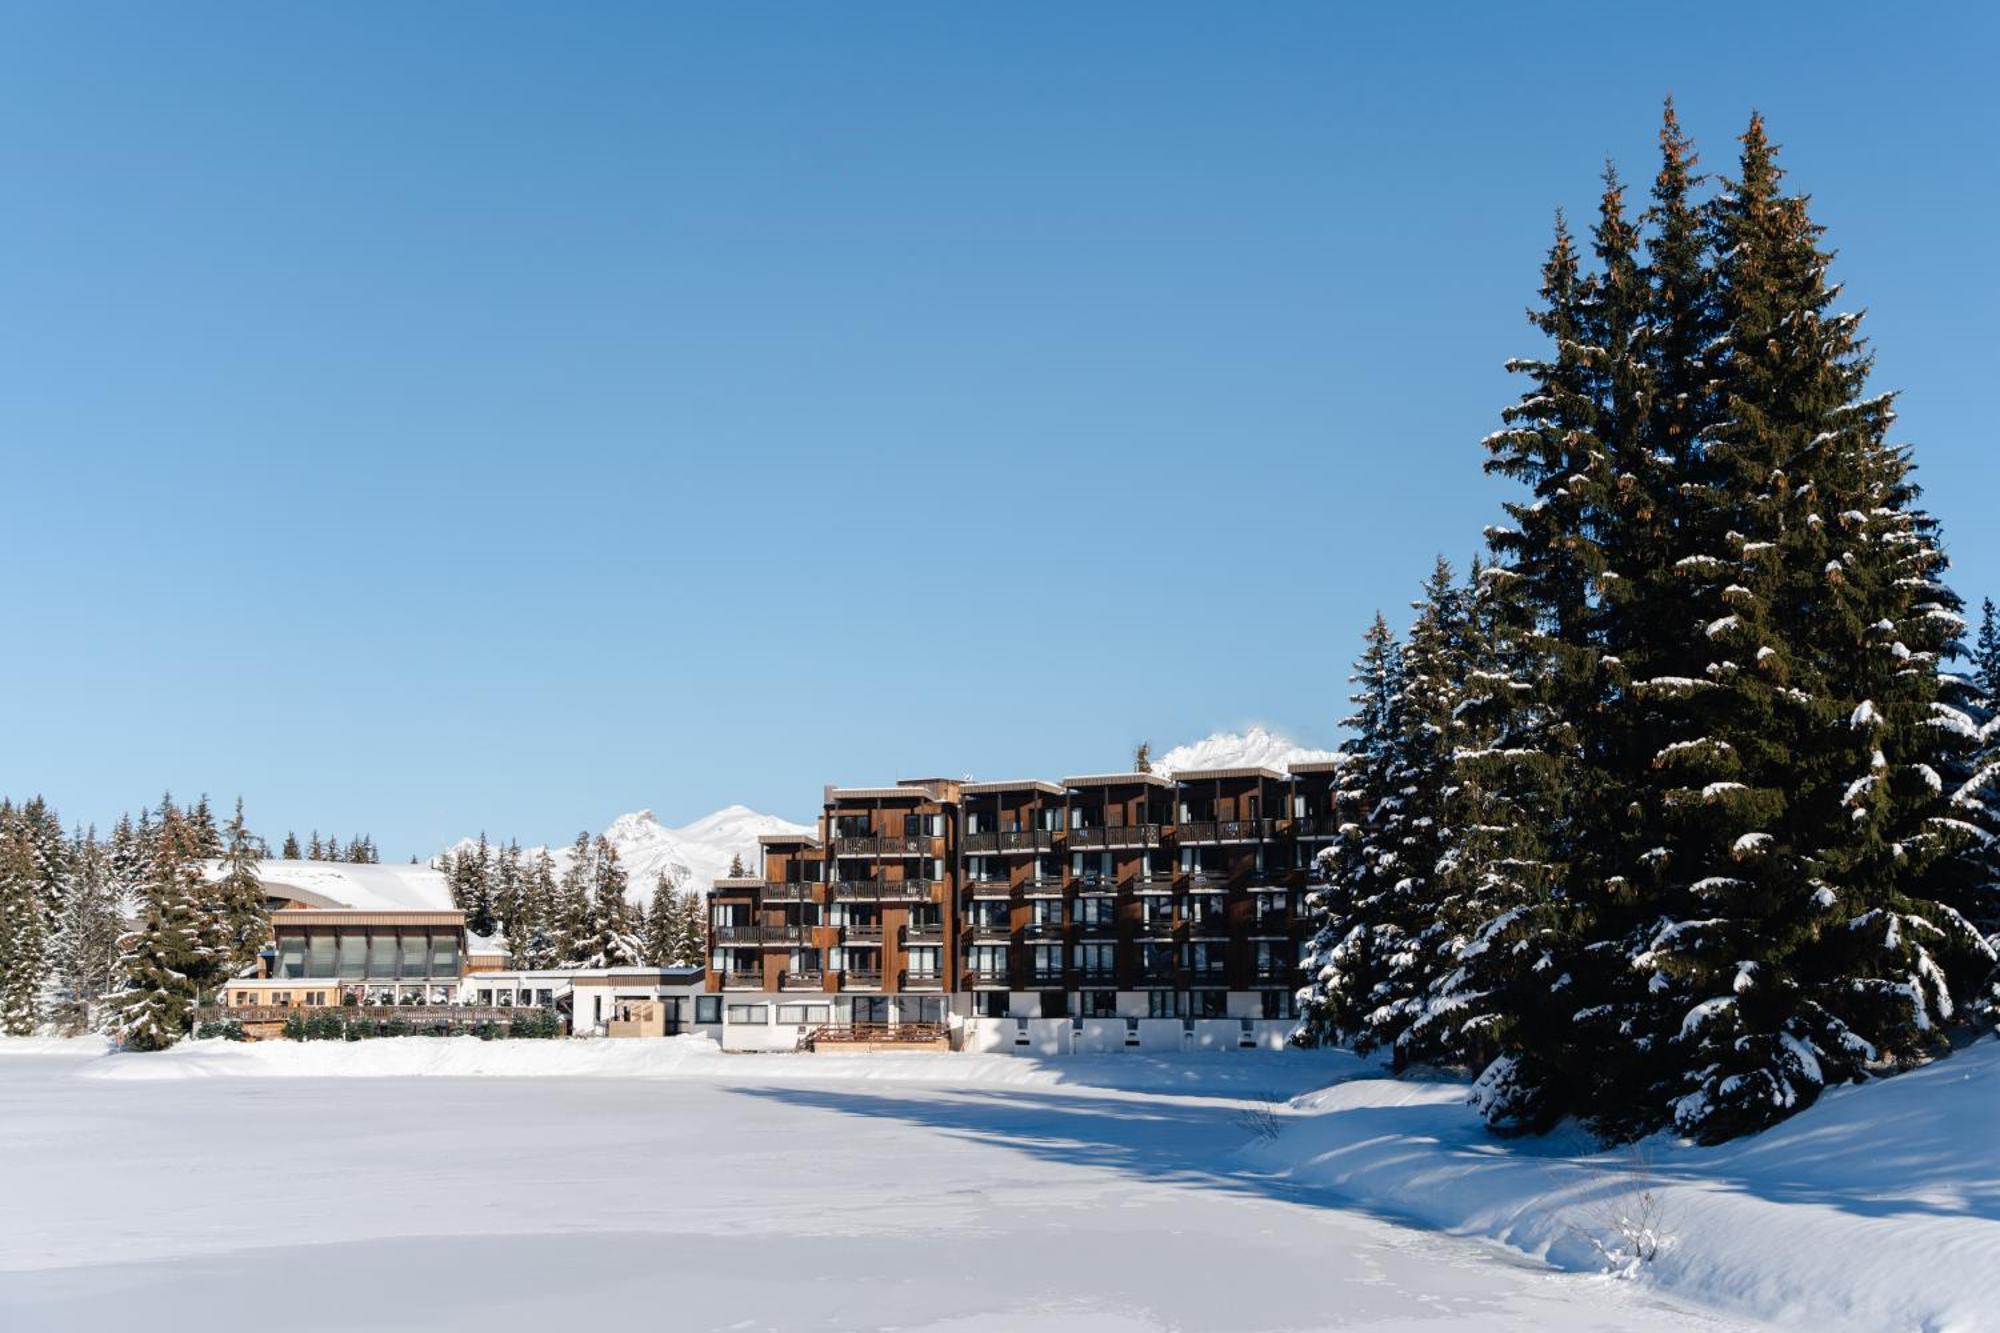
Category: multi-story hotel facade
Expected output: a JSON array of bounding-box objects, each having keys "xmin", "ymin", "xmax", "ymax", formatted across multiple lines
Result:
[{"xmin": 708, "ymin": 760, "xmax": 1346, "ymax": 1053}]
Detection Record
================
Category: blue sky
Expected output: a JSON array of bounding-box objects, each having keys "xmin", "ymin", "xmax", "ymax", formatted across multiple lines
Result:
[{"xmin": 3, "ymin": 4, "xmax": 1995, "ymax": 857}]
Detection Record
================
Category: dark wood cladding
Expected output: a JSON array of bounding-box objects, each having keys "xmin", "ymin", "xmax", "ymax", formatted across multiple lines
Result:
[{"xmin": 711, "ymin": 767, "xmax": 1348, "ymax": 1003}]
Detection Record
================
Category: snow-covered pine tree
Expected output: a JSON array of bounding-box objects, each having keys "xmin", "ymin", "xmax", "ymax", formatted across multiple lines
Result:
[
  {"xmin": 1635, "ymin": 115, "xmax": 1998, "ymax": 1141},
  {"xmin": 674, "ymin": 887, "xmax": 707, "ymax": 966},
  {"xmin": 52, "ymin": 826, "xmax": 122, "ymax": 1034},
  {"xmin": 518, "ymin": 848, "xmax": 559, "ymax": 969},
  {"xmin": 186, "ymin": 795, "xmax": 222, "ymax": 859},
  {"xmin": 106, "ymin": 812, "xmax": 149, "ymax": 916},
  {"xmin": 214, "ymin": 799, "xmax": 271, "ymax": 980},
  {"xmin": 552, "ymin": 833, "xmax": 595, "ymax": 965},
  {"xmin": 307, "ymin": 830, "xmax": 324, "ymax": 861},
  {"xmin": 491, "ymin": 841, "xmax": 526, "ymax": 954},
  {"xmin": 1296, "ymin": 613, "xmax": 1405, "ymax": 1050},
  {"xmin": 727, "ymin": 852, "xmax": 747, "ymax": 879},
  {"xmin": 579, "ymin": 836, "xmax": 641, "ymax": 968},
  {"xmin": 463, "ymin": 832, "xmax": 498, "ymax": 938},
  {"xmin": 643, "ymin": 872, "xmax": 680, "ymax": 965},
  {"xmin": 108, "ymin": 810, "xmax": 216, "ymax": 1050},
  {"xmin": 280, "ymin": 831, "xmax": 301, "ymax": 860},
  {"xmin": 0, "ymin": 813, "xmax": 47, "ymax": 1035}
]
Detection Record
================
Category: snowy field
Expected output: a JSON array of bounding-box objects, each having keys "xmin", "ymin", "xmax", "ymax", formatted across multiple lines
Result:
[{"xmin": 3, "ymin": 1037, "xmax": 1993, "ymax": 1332}]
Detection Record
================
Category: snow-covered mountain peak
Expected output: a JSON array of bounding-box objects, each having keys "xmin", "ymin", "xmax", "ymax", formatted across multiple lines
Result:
[{"xmin": 1154, "ymin": 727, "xmax": 1339, "ymax": 776}]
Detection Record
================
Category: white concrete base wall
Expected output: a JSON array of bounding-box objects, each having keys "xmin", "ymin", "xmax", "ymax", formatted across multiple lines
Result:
[{"xmin": 957, "ymin": 1017, "xmax": 1294, "ymax": 1055}]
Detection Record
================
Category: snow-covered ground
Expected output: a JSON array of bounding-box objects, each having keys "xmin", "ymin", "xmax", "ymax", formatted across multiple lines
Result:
[{"xmin": 2, "ymin": 1039, "xmax": 1747, "ymax": 1333}]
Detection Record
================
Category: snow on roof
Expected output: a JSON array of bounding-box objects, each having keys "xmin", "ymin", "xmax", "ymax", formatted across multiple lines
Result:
[{"xmin": 218, "ymin": 860, "xmax": 458, "ymax": 913}]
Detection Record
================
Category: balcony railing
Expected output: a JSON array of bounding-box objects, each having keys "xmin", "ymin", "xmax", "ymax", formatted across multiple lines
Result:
[
  {"xmin": 1021, "ymin": 921, "xmax": 1064, "ymax": 939},
  {"xmin": 966, "ymin": 878, "xmax": 1013, "ymax": 899},
  {"xmin": 903, "ymin": 923, "xmax": 947, "ymax": 945},
  {"xmin": 1068, "ymin": 824, "xmax": 1160, "ymax": 849},
  {"xmin": 1251, "ymin": 964, "xmax": 1297, "ymax": 983},
  {"xmin": 1000, "ymin": 830, "xmax": 1057, "ymax": 853},
  {"xmin": 1079, "ymin": 919, "xmax": 1118, "ymax": 936},
  {"xmin": 1020, "ymin": 877, "xmax": 1066, "ymax": 897},
  {"xmin": 899, "ymin": 971, "xmax": 945, "ymax": 992},
  {"xmin": 712, "ymin": 924, "xmax": 808, "ymax": 946},
  {"xmin": 842, "ymin": 969, "xmax": 884, "ymax": 990},
  {"xmin": 1178, "ymin": 817, "xmax": 1277, "ymax": 844},
  {"xmin": 964, "ymin": 968, "xmax": 1010, "ymax": 988},
  {"xmin": 723, "ymin": 969, "xmax": 764, "ymax": 989},
  {"xmin": 842, "ymin": 923, "xmax": 885, "ymax": 943},
  {"xmin": 1028, "ymin": 970, "xmax": 1066, "ymax": 986},
  {"xmin": 833, "ymin": 878, "xmax": 939, "ymax": 902},
  {"xmin": 1292, "ymin": 815, "xmax": 1342, "ymax": 839},
  {"xmin": 1179, "ymin": 869, "xmax": 1233, "ymax": 889},
  {"xmin": 1139, "ymin": 920, "xmax": 1178, "ymax": 938},
  {"xmin": 1075, "ymin": 970, "xmax": 1117, "ymax": 986},
  {"xmin": 1184, "ymin": 917, "xmax": 1230, "ymax": 937},
  {"xmin": 835, "ymin": 834, "xmax": 929, "ymax": 857},
  {"xmin": 966, "ymin": 922, "xmax": 1012, "ymax": 944},
  {"xmin": 1071, "ymin": 873, "xmax": 1117, "ymax": 894},
  {"xmin": 781, "ymin": 970, "xmax": 825, "ymax": 990},
  {"xmin": 1130, "ymin": 873, "xmax": 1177, "ymax": 894},
  {"xmin": 1251, "ymin": 912, "xmax": 1292, "ymax": 935},
  {"xmin": 762, "ymin": 882, "xmax": 819, "ymax": 902}
]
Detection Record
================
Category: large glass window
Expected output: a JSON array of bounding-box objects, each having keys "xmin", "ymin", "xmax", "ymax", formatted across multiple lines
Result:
[
  {"xmin": 429, "ymin": 934, "xmax": 459, "ymax": 977},
  {"xmin": 366, "ymin": 932, "xmax": 398, "ymax": 979},
  {"xmin": 399, "ymin": 934, "xmax": 428, "ymax": 979},
  {"xmin": 776, "ymin": 1003, "xmax": 831, "ymax": 1026},
  {"xmin": 335, "ymin": 932, "xmax": 367, "ymax": 980},
  {"xmin": 307, "ymin": 933, "xmax": 337, "ymax": 976},
  {"xmin": 695, "ymin": 996, "xmax": 722, "ymax": 1025},
  {"xmin": 277, "ymin": 935, "xmax": 307, "ymax": 979},
  {"xmin": 905, "ymin": 947, "xmax": 942, "ymax": 978}
]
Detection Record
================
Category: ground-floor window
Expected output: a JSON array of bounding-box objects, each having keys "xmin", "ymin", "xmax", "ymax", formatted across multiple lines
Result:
[
  {"xmin": 1147, "ymin": 990, "xmax": 1183, "ymax": 1019},
  {"xmin": 973, "ymin": 991, "xmax": 1007, "ymax": 1018},
  {"xmin": 1194, "ymin": 989, "xmax": 1226, "ymax": 1018},
  {"xmin": 777, "ymin": 1003, "xmax": 831, "ymax": 1026},
  {"xmin": 727, "ymin": 1003, "xmax": 768, "ymax": 1025},
  {"xmin": 1261, "ymin": 990, "xmax": 1297, "ymax": 1020},
  {"xmin": 695, "ymin": 996, "xmax": 722, "ymax": 1025},
  {"xmin": 900, "ymin": 996, "xmax": 946, "ymax": 1024},
  {"xmin": 1076, "ymin": 990, "xmax": 1117, "ymax": 1018}
]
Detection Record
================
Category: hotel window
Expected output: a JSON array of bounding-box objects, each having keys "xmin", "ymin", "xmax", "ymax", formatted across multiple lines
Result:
[
  {"xmin": 1031, "ymin": 899, "xmax": 1062, "ymax": 928},
  {"xmin": 1037, "ymin": 807, "xmax": 1064, "ymax": 832},
  {"xmin": 1262, "ymin": 990, "xmax": 1297, "ymax": 1020},
  {"xmin": 726, "ymin": 1004, "xmax": 768, "ymax": 1025},
  {"xmin": 1030, "ymin": 944, "xmax": 1062, "ymax": 977},
  {"xmin": 1194, "ymin": 990, "xmax": 1226, "ymax": 1019},
  {"xmin": 1148, "ymin": 990, "xmax": 1183, "ymax": 1018},
  {"xmin": 967, "ymin": 945, "xmax": 1007, "ymax": 976},
  {"xmin": 695, "ymin": 996, "xmax": 722, "ymax": 1025},
  {"xmin": 1078, "ymin": 990, "xmax": 1117, "ymax": 1018},
  {"xmin": 306, "ymin": 933, "xmax": 337, "ymax": 976},
  {"xmin": 399, "ymin": 934, "xmax": 428, "ymax": 979},
  {"xmin": 788, "ymin": 948, "xmax": 821, "ymax": 974},
  {"xmin": 905, "ymin": 947, "xmax": 942, "ymax": 979},
  {"xmin": 973, "ymin": 991, "xmax": 1007, "ymax": 1018},
  {"xmin": 365, "ymin": 932, "xmax": 398, "ymax": 979},
  {"xmin": 336, "ymin": 933, "xmax": 367, "ymax": 980},
  {"xmin": 1072, "ymin": 943, "xmax": 1114, "ymax": 977},
  {"xmin": 776, "ymin": 1004, "xmax": 831, "ymax": 1026},
  {"xmin": 271, "ymin": 992, "xmax": 291, "ymax": 1007},
  {"xmin": 1076, "ymin": 896, "xmax": 1114, "ymax": 927},
  {"xmin": 277, "ymin": 936, "xmax": 306, "ymax": 979},
  {"xmin": 430, "ymin": 934, "xmax": 459, "ymax": 978},
  {"xmin": 901, "ymin": 996, "xmax": 945, "ymax": 1024}
]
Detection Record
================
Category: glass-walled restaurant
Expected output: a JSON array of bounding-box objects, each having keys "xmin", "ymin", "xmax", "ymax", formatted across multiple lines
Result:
[{"xmin": 265, "ymin": 909, "xmax": 467, "ymax": 1005}]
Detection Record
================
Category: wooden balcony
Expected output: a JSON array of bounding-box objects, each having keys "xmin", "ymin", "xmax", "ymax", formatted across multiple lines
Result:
[
  {"xmin": 1178, "ymin": 869, "xmax": 1233, "ymax": 890},
  {"xmin": 1138, "ymin": 920, "xmax": 1178, "ymax": 938},
  {"xmin": 1020, "ymin": 877, "xmax": 1066, "ymax": 898},
  {"xmin": 902, "ymin": 923, "xmax": 947, "ymax": 945},
  {"xmin": 833, "ymin": 878, "xmax": 940, "ymax": 902},
  {"xmin": 966, "ymin": 923, "xmax": 1011, "ymax": 944},
  {"xmin": 899, "ymin": 971, "xmax": 945, "ymax": 992},
  {"xmin": 1068, "ymin": 824, "xmax": 1159, "ymax": 850},
  {"xmin": 842, "ymin": 923, "xmax": 886, "ymax": 943},
  {"xmin": 1027, "ymin": 970, "xmax": 1066, "ymax": 987},
  {"xmin": 713, "ymin": 924, "xmax": 808, "ymax": 946},
  {"xmin": 835, "ymin": 835, "xmax": 929, "ymax": 857},
  {"xmin": 963, "ymin": 967, "xmax": 1010, "ymax": 988},
  {"xmin": 1130, "ymin": 873, "xmax": 1177, "ymax": 895},
  {"xmin": 781, "ymin": 970, "xmax": 826, "ymax": 990},
  {"xmin": 1177, "ymin": 819, "xmax": 1277, "ymax": 844},
  {"xmin": 1021, "ymin": 921, "xmax": 1064, "ymax": 940},
  {"xmin": 723, "ymin": 969, "xmax": 765, "ymax": 990},
  {"xmin": 1292, "ymin": 815, "xmax": 1342, "ymax": 839},
  {"xmin": 1000, "ymin": 830, "xmax": 1057, "ymax": 853},
  {"xmin": 1251, "ymin": 912, "xmax": 1292, "ymax": 936},
  {"xmin": 966, "ymin": 878, "xmax": 1013, "ymax": 899},
  {"xmin": 842, "ymin": 969, "xmax": 885, "ymax": 990},
  {"xmin": 762, "ymin": 882, "xmax": 820, "ymax": 902}
]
